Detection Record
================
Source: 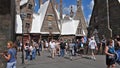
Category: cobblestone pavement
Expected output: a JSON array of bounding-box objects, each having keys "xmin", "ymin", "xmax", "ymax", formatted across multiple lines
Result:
[{"xmin": 16, "ymin": 51, "xmax": 120, "ymax": 68}]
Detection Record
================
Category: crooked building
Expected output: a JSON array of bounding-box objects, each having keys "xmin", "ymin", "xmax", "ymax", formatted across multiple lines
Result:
[{"xmin": 15, "ymin": 0, "xmax": 88, "ymax": 42}]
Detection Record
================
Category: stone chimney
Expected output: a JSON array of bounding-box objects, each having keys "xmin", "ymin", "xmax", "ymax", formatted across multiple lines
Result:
[
  {"xmin": 70, "ymin": 6, "xmax": 74, "ymax": 18},
  {"xmin": 60, "ymin": 0, "xmax": 63, "ymax": 19}
]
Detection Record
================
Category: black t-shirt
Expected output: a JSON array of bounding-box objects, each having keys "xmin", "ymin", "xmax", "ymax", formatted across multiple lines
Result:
[{"xmin": 60, "ymin": 42, "xmax": 66, "ymax": 49}]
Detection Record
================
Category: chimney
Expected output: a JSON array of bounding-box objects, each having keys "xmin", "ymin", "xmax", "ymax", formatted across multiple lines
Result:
[
  {"xmin": 77, "ymin": 0, "xmax": 81, "ymax": 8},
  {"xmin": 70, "ymin": 6, "xmax": 74, "ymax": 18},
  {"xmin": 60, "ymin": 0, "xmax": 63, "ymax": 19}
]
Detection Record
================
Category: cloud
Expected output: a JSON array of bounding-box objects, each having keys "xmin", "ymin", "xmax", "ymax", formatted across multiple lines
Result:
[
  {"xmin": 87, "ymin": 14, "xmax": 91, "ymax": 25},
  {"xmin": 88, "ymin": 0, "xmax": 94, "ymax": 10},
  {"xmin": 86, "ymin": 0, "xmax": 94, "ymax": 24},
  {"xmin": 63, "ymin": 5, "xmax": 77, "ymax": 14},
  {"xmin": 81, "ymin": 5, "xmax": 84, "ymax": 11}
]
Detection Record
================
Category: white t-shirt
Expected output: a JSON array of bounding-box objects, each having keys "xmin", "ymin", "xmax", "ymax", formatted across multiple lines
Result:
[
  {"xmin": 45, "ymin": 42, "xmax": 49, "ymax": 47},
  {"xmin": 50, "ymin": 42, "xmax": 55, "ymax": 49},
  {"xmin": 89, "ymin": 40, "xmax": 97, "ymax": 49}
]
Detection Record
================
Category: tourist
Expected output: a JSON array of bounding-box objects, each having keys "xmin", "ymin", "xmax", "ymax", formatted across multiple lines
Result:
[
  {"xmin": 3, "ymin": 41, "xmax": 17, "ymax": 68},
  {"xmin": 24, "ymin": 43, "xmax": 30, "ymax": 60},
  {"xmin": 105, "ymin": 39, "xmax": 116, "ymax": 68},
  {"xmin": 60, "ymin": 40, "xmax": 66, "ymax": 57},
  {"xmin": 55, "ymin": 40, "xmax": 60, "ymax": 56},
  {"xmin": 49, "ymin": 40, "xmax": 56, "ymax": 58},
  {"xmin": 101, "ymin": 35, "xmax": 107, "ymax": 54},
  {"xmin": 88, "ymin": 36, "xmax": 98, "ymax": 60},
  {"xmin": 45, "ymin": 41, "xmax": 49, "ymax": 50},
  {"xmin": 115, "ymin": 35, "xmax": 120, "ymax": 50},
  {"xmin": 35, "ymin": 42, "xmax": 40, "ymax": 56},
  {"xmin": 68, "ymin": 40, "xmax": 74, "ymax": 60}
]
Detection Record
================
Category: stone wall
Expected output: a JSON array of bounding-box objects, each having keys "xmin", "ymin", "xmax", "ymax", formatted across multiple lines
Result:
[
  {"xmin": 0, "ymin": 0, "xmax": 15, "ymax": 67},
  {"xmin": 89, "ymin": 0, "xmax": 120, "ymax": 39}
]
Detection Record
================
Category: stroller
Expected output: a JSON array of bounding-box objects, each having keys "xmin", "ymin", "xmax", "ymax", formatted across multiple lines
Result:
[{"xmin": 114, "ymin": 49, "xmax": 120, "ymax": 65}]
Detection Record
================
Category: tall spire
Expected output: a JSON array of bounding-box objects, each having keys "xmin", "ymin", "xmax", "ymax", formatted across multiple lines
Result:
[
  {"xmin": 75, "ymin": 0, "xmax": 88, "ymax": 36},
  {"xmin": 60, "ymin": 0, "xmax": 63, "ymax": 19},
  {"xmin": 77, "ymin": 0, "xmax": 81, "ymax": 8}
]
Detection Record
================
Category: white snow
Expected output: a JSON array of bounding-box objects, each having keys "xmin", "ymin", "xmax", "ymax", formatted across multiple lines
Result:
[
  {"xmin": 15, "ymin": 14, "xmax": 22, "ymax": 34},
  {"xmin": 30, "ymin": 0, "xmax": 50, "ymax": 33},
  {"xmin": 16, "ymin": 0, "xmax": 84, "ymax": 36},
  {"xmin": 61, "ymin": 20, "xmax": 79, "ymax": 35}
]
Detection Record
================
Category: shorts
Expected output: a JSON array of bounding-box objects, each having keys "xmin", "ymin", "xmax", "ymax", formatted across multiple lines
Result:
[
  {"xmin": 90, "ymin": 49, "xmax": 95, "ymax": 54},
  {"xmin": 106, "ymin": 56, "xmax": 115, "ymax": 65}
]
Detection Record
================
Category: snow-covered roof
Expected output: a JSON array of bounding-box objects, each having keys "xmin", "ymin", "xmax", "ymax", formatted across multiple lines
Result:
[
  {"xmin": 16, "ymin": 0, "xmax": 83, "ymax": 36},
  {"xmin": 15, "ymin": 14, "xmax": 22, "ymax": 34},
  {"xmin": 20, "ymin": 0, "xmax": 28, "ymax": 6},
  {"xmin": 41, "ymin": 32, "xmax": 60, "ymax": 34},
  {"xmin": 61, "ymin": 20, "xmax": 79, "ymax": 35},
  {"xmin": 30, "ymin": 0, "xmax": 50, "ymax": 33},
  {"xmin": 30, "ymin": 14, "xmax": 41, "ymax": 33},
  {"xmin": 54, "ymin": 8, "xmax": 60, "ymax": 20}
]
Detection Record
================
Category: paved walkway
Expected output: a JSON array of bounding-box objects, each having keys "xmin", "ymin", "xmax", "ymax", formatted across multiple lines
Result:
[{"xmin": 16, "ymin": 51, "xmax": 120, "ymax": 68}]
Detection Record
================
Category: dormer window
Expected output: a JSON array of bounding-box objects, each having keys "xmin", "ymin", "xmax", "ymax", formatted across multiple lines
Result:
[
  {"xmin": 28, "ymin": 4, "xmax": 33, "ymax": 9},
  {"xmin": 27, "ymin": 13, "xmax": 31, "ymax": 19},
  {"xmin": 25, "ymin": 23, "xmax": 30, "ymax": 33},
  {"xmin": 25, "ymin": 23, "xmax": 30, "ymax": 28},
  {"xmin": 47, "ymin": 14, "xmax": 54, "ymax": 21}
]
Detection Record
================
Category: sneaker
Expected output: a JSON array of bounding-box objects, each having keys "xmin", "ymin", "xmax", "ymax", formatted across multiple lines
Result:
[
  {"xmin": 93, "ymin": 57, "xmax": 96, "ymax": 61},
  {"xmin": 70, "ymin": 57, "xmax": 72, "ymax": 60}
]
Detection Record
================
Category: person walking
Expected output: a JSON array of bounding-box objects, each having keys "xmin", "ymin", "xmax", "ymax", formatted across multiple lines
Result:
[
  {"xmin": 35, "ymin": 42, "xmax": 40, "ymax": 56},
  {"xmin": 3, "ymin": 41, "xmax": 17, "ymax": 68},
  {"xmin": 68, "ymin": 41, "xmax": 74, "ymax": 60},
  {"xmin": 49, "ymin": 40, "xmax": 56, "ymax": 59},
  {"xmin": 101, "ymin": 35, "xmax": 107, "ymax": 54},
  {"xmin": 88, "ymin": 36, "xmax": 98, "ymax": 60},
  {"xmin": 60, "ymin": 40, "xmax": 66, "ymax": 57},
  {"xmin": 105, "ymin": 39, "xmax": 116, "ymax": 68}
]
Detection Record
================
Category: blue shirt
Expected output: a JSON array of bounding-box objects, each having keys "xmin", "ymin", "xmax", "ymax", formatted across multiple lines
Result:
[
  {"xmin": 8, "ymin": 48, "xmax": 16, "ymax": 62},
  {"xmin": 108, "ymin": 46, "xmax": 115, "ymax": 54}
]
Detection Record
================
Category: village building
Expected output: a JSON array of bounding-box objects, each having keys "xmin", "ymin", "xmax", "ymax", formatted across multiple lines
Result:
[
  {"xmin": 88, "ymin": 0, "xmax": 120, "ymax": 40},
  {"xmin": 15, "ymin": 0, "xmax": 88, "ymax": 42},
  {"xmin": 0, "ymin": 0, "xmax": 15, "ymax": 46}
]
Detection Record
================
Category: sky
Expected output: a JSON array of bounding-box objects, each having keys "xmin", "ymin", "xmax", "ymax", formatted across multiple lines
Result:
[
  {"xmin": 62, "ymin": 0, "xmax": 94, "ymax": 23},
  {"xmin": 34, "ymin": 0, "xmax": 94, "ymax": 24}
]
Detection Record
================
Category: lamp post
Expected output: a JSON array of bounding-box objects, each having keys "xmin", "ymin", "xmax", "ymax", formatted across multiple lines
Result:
[{"xmin": 20, "ymin": 12, "xmax": 26, "ymax": 64}]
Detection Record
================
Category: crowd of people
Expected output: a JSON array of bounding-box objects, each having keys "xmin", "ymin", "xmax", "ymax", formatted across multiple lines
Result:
[
  {"xmin": 16, "ymin": 35, "xmax": 119, "ymax": 57},
  {"xmin": 1, "ymin": 35, "xmax": 120, "ymax": 68}
]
